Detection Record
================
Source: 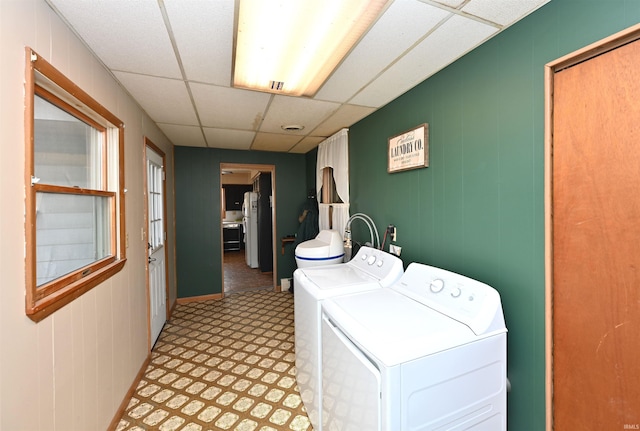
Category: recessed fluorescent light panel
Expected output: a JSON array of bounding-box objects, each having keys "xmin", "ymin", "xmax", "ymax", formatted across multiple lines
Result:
[{"xmin": 233, "ymin": 0, "xmax": 388, "ymax": 97}]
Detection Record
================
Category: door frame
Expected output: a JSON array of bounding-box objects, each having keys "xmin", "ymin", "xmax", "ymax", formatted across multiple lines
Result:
[
  {"xmin": 220, "ymin": 162, "xmax": 278, "ymax": 296},
  {"xmin": 544, "ymin": 22, "xmax": 640, "ymax": 431},
  {"xmin": 144, "ymin": 137, "xmax": 170, "ymax": 351}
]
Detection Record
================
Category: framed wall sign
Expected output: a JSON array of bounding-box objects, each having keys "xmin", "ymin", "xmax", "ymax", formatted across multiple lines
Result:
[{"xmin": 388, "ymin": 123, "xmax": 429, "ymax": 173}]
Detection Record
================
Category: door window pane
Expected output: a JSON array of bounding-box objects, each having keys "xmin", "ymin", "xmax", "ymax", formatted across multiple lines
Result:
[{"xmin": 147, "ymin": 158, "xmax": 164, "ymax": 250}]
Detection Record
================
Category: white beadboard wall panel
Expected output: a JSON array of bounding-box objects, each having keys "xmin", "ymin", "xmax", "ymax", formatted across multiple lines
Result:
[
  {"xmin": 71, "ymin": 299, "xmax": 87, "ymax": 431},
  {"xmin": 0, "ymin": 1, "xmax": 41, "ymax": 430},
  {"xmin": 52, "ymin": 306, "xmax": 74, "ymax": 431},
  {"xmin": 34, "ymin": 0, "xmax": 51, "ymax": 57},
  {"xmin": 93, "ymin": 60, "xmax": 122, "ymax": 120},
  {"xmin": 52, "ymin": 4, "xmax": 73, "ymax": 75},
  {"xmin": 1, "ymin": 1, "xmax": 175, "ymax": 430},
  {"xmin": 81, "ymin": 287, "xmax": 100, "ymax": 429},
  {"xmin": 36, "ymin": 317, "xmax": 55, "ymax": 430},
  {"xmin": 68, "ymin": 29, "xmax": 93, "ymax": 92},
  {"xmin": 95, "ymin": 279, "xmax": 116, "ymax": 428}
]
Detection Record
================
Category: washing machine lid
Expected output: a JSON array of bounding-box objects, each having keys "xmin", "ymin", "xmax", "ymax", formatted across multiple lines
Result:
[
  {"xmin": 295, "ymin": 264, "xmax": 382, "ymax": 300},
  {"xmin": 322, "ymin": 288, "xmax": 477, "ymax": 367}
]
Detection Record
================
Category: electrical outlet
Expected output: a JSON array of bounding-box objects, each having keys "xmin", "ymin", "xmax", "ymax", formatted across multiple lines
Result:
[
  {"xmin": 281, "ymin": 278, "xmax": 292, "ymax": 291},
  {"xmin": 387, "ymin": 224, "xmax": 397, "ymax": 242},
  {"xmin": 390, "ymin": 244, "xmax": 402, "ymax": 256}
]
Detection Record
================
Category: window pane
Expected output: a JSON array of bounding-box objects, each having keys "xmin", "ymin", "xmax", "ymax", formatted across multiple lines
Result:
[
  {"xmin": 147, "ymin": 159, "xmax": 164, "ymax": 249},
  {"xmin": 36, "ymin": 192, "xmax": 111, "ymax": 286},
  {"xmin": 34, "ymin": 95, "xmax": 104, "ymax": 189}
]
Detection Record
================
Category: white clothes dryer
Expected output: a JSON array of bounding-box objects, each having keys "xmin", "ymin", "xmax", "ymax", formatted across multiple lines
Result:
[
  {"xmin": 321, "ymin": 262, "xmax": 508, "ymax": 431},
  {"xmin": 294, "ymin": 246, "xmax": 404, "ymax": 431}
]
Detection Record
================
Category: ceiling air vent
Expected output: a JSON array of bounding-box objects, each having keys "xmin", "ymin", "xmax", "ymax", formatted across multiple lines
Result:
[
  {"xmin": 281, "ymin": 124, "xmax": 304, "ymax": 132},
  {"xmin": 270, "ymin": 81, "xmax": 285, "ymax": 91}
]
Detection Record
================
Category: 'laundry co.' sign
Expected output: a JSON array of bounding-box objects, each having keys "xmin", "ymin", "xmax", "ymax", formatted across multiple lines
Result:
[{"xmin": 388, "ymin": 123, "xmax": 429, "ymax": 173}]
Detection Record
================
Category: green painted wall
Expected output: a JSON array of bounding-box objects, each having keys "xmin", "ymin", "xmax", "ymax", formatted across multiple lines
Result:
[
  {"xmin": 172, "ymin": 1, "xmax": 640, "ymax": 427},
  {"xmin": 305, "ymin": 148, "xmax": 318, "ymax": 193},
  {"xmin": 175, "ymin": 146, "xmax": 307, "ymax": 298},
  {"xmin": 347, "ymin": 1, "xmax": 640, "ymax": 430}
]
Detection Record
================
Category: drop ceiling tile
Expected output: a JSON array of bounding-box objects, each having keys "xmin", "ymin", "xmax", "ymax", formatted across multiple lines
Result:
[
  {"xmin": 159, "ymin": 124, "xmax": 206, "ymax": 147},
  {"xmin": 312, "ymin": 104, "xmax": 376, "ymax": 137},
  {"xmin": 316, "ymin": 0, "xmax": 450, "ymax": 105},
  {"xmin": 426, "ymin": 0, "xmax": 466, "ymax": 8},
  {"xmin": 164, "ymin": 0, "xmax": 234, "ymax": 85},
  {"xmin": 113, "ymin": 71, "xmax": 199, "ymax": 125},
  {"xmin": 191, "ymin": 83, "xmax": 271, "ymax": 130},
  {"xmin": 203, "ymin": 128, "xmax": 256, "ymax": 150},
  {"xmin": 462, "ymin": 0, "xmax": 550, "ymax": 26},
  {"xmin": 351, "ymin": 14, "xmax": 498, "ymax": 107},
  {"xmin": 48, "ymin": 0, "xmax": 181, "ymax": 78},
  {"xmin": 251, "ymin": 133, "xmax": 302, "ymax": 152},
  {"xmin": 289, "ymin": 136, "xmax": 326, "ymax": 154},
  {"xmin": 260, "ymin": 96, "xmax": 340, "ymax": 135}
]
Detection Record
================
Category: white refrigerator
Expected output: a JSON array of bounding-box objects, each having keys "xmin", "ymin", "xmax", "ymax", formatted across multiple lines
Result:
[{"xmin": 242, "ymin": 192, "xmax": 259, "ymax": 268}]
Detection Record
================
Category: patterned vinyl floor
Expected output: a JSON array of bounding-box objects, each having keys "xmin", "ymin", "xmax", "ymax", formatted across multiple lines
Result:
[
  {"xmin": 223, "ymin": 250, "xmax": 274, "ymax": 294},
  {"xmin": 115, "ymin": 289, "xmax": 311, "ymax": 431}
]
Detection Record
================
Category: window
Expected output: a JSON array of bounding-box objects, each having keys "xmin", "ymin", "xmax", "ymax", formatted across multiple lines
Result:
[
  {"xmin": 316, "ymin": 128, "xmax": 350, "ymax": 235},
  {"xmin": 147, "ymin": 149, "xmax": 164, "ymax": 251},
  {"xmin": 321, "ymin": 167, "xmax": 343, "ymax": 205},
  {"xmin": 25, "ymin": 48, "xmax": 126, "ymax": 322}
]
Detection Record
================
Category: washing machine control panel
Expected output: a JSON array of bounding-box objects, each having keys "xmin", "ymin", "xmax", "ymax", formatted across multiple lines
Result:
[
  {"xmin": 393, "ymin": 263, "xmax": 505, "ymax": 335},
  {"xmin": 350, "ymin": 246, "xmax": 404, "ymax": 287}
]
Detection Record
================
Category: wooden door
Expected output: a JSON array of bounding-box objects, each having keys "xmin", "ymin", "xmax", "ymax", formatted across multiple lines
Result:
[{"xmin": 551, "ymin": 35, "xmax": 640, "ymax": 428}]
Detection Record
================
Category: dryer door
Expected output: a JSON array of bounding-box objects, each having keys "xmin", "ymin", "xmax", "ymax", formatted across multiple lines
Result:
[{"xmin": 322, "ymin": 315, "xmax": 380, "ymax": 431}]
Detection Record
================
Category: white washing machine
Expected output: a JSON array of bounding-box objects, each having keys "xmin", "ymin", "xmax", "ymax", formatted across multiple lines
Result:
[
  {"xmin": 321, "ymin": 262, "xmax": 507, "ymax": 431},
  {"xmin": 294, "ymin": 246, "xmax": 404, "ymax": 431}
]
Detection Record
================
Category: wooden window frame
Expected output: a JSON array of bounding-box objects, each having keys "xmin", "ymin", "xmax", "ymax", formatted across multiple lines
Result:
[{"xmin": 24, "ymin": 47, "xmax": 126, "ymax": 322}]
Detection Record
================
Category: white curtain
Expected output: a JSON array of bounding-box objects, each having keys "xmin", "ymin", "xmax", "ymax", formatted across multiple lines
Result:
[
  {"xmin": 330, "ymin": 203, "xmax": 350, "ymax": 239},
  {"xmin": 316, "ymin": 128, "xmax": 350, "ymax": 234},
  {"xmin": 318, "ymin": 204, "xmax": 331, "ymax": 232}
]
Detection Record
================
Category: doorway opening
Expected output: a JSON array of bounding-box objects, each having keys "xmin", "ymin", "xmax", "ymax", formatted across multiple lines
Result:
[{"xmin": 220, "ymin": 163, "xmax": 277, "ymax": 295}]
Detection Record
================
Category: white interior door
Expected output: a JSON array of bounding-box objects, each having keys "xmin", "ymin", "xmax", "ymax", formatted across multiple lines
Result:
[{"xmin": 146, "ymin": 145, "xmax": 167, "ymax": 347}]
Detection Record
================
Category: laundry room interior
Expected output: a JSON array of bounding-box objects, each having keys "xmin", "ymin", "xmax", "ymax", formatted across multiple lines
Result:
[{"xmin": 1, "ymin": 0, "xmax": 639, "ymax": 430}]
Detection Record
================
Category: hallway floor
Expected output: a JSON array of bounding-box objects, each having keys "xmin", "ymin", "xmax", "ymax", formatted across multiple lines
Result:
[
  {"xmin": 115, "ymin": 289, "xmax": 309, "ymax": 431},
  {"xmin": 223, "ymin": 250, "xmax": 274, "ymax": 294}
]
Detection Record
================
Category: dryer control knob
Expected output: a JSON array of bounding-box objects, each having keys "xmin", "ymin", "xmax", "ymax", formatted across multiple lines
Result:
[
  {"xmin": 451, "ymin": 287, "xmax": 462, "ymax": 298},
  {"xmin": 367, "ymin": 255, "xmax": 377, "ymax": 265},
  {"xmin": 376, "ymin": 260, "xmax": 384, "ymax": 267},
  {"xmin": 430, "ymin": 279, "xmax": 444, "ymax": 293}
]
